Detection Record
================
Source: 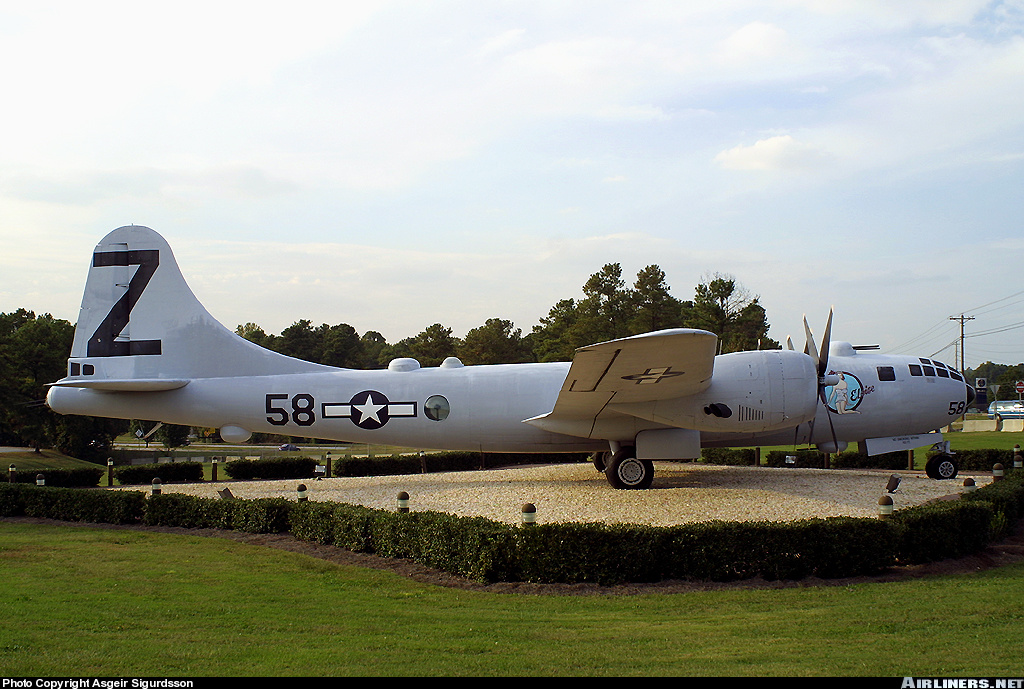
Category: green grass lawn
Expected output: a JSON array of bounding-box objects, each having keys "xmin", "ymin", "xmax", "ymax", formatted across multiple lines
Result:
[
  {"xmin": 2, "ymin": 521, "xmax": 1023, "ymax": 677},
  {"xmin": 4, "ymin": 434, "xmax": 1024, "ymax": 676}
]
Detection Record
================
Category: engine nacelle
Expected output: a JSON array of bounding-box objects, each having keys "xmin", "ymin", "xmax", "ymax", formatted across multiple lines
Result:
[{"xmin": 610, "ymin": 349, "xmax": 819, "ymax": 433}]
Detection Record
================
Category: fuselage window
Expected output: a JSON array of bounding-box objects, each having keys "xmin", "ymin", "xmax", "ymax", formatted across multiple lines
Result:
[
  {"xmin": 877, "ymin": 366, "xmax": 896, "ymax": 381},
  {"xmin": 909, "ymin": 364, "xmax": 923, "ymax": 376},
  {"xmin": 424, "ymin": 395, "xmax": 450, "ymax": 421}
]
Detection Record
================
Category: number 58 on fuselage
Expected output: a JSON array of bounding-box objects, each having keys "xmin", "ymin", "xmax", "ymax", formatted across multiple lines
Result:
[{"xmin": 46, "ymin": 226, "xmax": 975, "ymax": 488}]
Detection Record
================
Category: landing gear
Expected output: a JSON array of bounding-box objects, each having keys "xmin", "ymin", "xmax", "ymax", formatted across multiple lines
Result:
[
  {"xmin": 925, "ymin": 454, "xmax": 959, "ymax": 480},
  {"xmin": 592, "ymin": 451, "xmax": 609, "ymax": 472},
  {"xmin": 604, "ymin": 449, "xmax": 654, "ymax": 490}
]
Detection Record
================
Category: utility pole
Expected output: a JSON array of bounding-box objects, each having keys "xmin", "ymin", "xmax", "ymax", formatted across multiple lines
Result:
[{"xmin": 949, "ymin": 314, "xmax": 975, "ymax": 373}]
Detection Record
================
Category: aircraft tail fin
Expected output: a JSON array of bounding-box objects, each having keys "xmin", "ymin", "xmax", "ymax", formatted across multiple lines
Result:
[{"xmin": 52, "ymin": 225, "xmax": 332, "ymax": 390}]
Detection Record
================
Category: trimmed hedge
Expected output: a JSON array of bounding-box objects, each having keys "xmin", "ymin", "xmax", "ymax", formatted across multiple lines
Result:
[
  {"xmin": 4, "ymin": 466, "xmax": 1024, "ymax": 586},
  {"xmin": 10, "ymin": 467, "xmax": 104, "ymax": 487},
  {"xmin": 115, "ymin": 462, "xmax": 204, "ymax": 485},
  {"xmin": 224, "ymin": 456, "xmax": 319, "ymax": 480},
  {"xmin": 700, "ymin": 448, "xmax": 757, "ymax": 465},
  {"xmin": 0, "ymin": 483, "xmax": 145, "ymax": 523},
  {"xmin": 330, "ymin": 451, "xmax": 591, "ymax": 477},
  {"xmin": 933, "ymin": 448, "xmax": 1017, "ymax": 472},
  {"xmin": 141, "ymin": 492, "xmax": 293, "ymax": 533},
  {"xmin": 890, "ymin": 499, "xmax": 995, "ymax": 564}
]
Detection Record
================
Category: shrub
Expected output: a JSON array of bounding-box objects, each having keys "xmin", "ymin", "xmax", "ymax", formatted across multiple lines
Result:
[
  {"xmin": 701, "ymin": 448, "xmax": 757, "ymax": 465},
  {"xmin": 890, "ymin": 500, "xmax": 994, "ymax": 564},
  {"xmin": 114, "ymin": 462, "xmax": 203, "ymax": 485},
  {"xmin": 0, "ymin": 483, "xmax": 145, "ymax": 524},
  {"xmin": 765, "ymin": 450, "xmax": 828, "ymax": 468},
  {"xmin": 832, "ymin": 451, "xmax": 909, "ymax": 470},
  {"xmin": 7, "ymin": 452, "xmax": 1024, "ymax": 586},
  {"xmin": 142, "ymin": 493, "xmax": 234, "ymax": 529},
  {"xmin": 328, "ymin": 451, "xmax": 591, "ymax": 478},
  {"xmin": 937, "ymin": 448, "xmax": 1015, "ymax": 472},
  {"xmin": 961, "ymin": 470, "xmax": 1024, "ymax": 537},
  {"xmin": 224, "ymin": 456, "xmax": 318, "ymax": 480},
  {"xmin": 11, "ymin": 468, "xmax": 104, "ymax": 487}
]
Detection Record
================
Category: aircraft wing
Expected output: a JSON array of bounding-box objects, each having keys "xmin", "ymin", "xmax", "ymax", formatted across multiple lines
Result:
[{"xmin": 524, "ymin": 328, "xmax": 717, "ymax": 437}]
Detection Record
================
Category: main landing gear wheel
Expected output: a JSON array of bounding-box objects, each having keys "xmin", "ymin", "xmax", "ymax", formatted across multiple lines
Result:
[
  {"xmin": 925, "ymin": 454, "xmax": 959, "ymax": 480},
  {"xmin": 592, "ymin": 451, "xmax": 609, "ymax": 472},
  {"xmin": 605, "ymin": 449, "xmax": 654, "ymax": 490}
]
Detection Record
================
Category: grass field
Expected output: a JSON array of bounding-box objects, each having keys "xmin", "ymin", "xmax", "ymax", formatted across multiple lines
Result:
[
  {"xmin": 2, "ymin": 521, "xmax": 1024, "ymax": 677},
  {"xmin": 3, "ymin": 434, "xmax": 1023, "ymax": 676}
]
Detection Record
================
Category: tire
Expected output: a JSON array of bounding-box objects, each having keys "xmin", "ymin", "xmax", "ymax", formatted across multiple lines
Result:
[
  {"xmin": 604, "ymin": 450, "xmax": 654, "ymax": 490},
  {"xmin": 925, "ymin": 454, "xmax": 959, "ymax": 480},
  {"xmin": 592, "ymin": 451, "xmax": 609, "ymax": 472}
]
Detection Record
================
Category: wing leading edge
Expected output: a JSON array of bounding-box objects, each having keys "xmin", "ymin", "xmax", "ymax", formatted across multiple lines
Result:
[{"xmin": 524, "ymin": 328, "xmax": 717, "ymax": 438}]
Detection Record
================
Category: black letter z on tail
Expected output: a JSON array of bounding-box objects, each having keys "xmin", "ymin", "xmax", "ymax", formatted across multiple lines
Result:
[{"xmin": 87, "ymin": 249, "xmax": 162, "ymax": 357}]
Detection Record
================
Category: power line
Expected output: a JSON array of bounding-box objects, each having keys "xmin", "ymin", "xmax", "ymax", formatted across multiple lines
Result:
[{"xmin": 957, "ymin": 289, "xmax": 1024, "ymax": 316}]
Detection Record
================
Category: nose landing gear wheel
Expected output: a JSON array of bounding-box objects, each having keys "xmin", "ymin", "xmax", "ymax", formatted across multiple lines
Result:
[
  {"xmin": 605, "ymin": 449, "xmax": 654, "ymax": 490},
  {"xmin": 925, "ymin": 454, "xmax": 959, "ymax": 480}
]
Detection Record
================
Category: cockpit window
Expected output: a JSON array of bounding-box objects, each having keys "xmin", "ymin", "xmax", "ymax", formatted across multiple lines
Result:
[
  {"xmin": 922, "ymin": 365, "xmax": 935, "ymax": 376},
  {"xmin": 909, "ymin": 364, "xmax": 923, "ymax": 376}
]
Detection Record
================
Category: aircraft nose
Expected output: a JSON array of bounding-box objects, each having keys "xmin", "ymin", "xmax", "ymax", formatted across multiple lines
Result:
[{"xmin": 965, "ymin": 384, "xmax": 976, "ymax": 407}]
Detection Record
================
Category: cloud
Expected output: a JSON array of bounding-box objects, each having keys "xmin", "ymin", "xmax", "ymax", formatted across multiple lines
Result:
[
  {"xmin": 716, "ymin": 21, "xmax": 793, "ymax": 65},
  {"xmin": 713, "ymin": 135, "xmax": 833, "ymax": 172},
  {"xmin": 0, "ymin": 166, "xmax": 297, "ymax": 206}
]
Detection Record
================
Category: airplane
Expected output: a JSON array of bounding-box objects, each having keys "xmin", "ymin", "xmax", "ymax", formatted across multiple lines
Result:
[{"xmin": 46, "ymin": 225, "xmax": 976, "ymax": 489}]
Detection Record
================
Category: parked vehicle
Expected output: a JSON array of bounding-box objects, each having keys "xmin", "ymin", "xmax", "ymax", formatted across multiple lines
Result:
[
  {"xmin": 988, "ymin": 400, "xmax": 1024, "ymax": 419},
  {"xmin": 279, "ymin": 443, "xmax": 300, "ymax": 451}
]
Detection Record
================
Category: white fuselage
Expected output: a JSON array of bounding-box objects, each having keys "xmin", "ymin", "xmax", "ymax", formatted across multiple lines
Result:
[{"xmin": 47, "ymin": 346, "xmax": 970, "ymax": 456}]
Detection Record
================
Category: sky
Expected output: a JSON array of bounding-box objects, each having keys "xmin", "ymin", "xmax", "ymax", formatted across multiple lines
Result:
[{"xmin": 1, "ymin": 0, "xmax": 1023, "ymax": 371}]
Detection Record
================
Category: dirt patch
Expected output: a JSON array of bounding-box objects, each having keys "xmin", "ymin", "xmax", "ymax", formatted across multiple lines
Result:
[{"xmin": 6, "ymin": 516, "xmax": 1024, "ymax": 596}]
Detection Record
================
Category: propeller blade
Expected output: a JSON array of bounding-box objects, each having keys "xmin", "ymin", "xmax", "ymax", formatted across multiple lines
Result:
[
  {"xmin": 818, "ymin": 308, "xmax": 834, "ymax": 378},
  {"xmin": 803, "ymin": 316, "xmax": 818, "ymax": 366}
]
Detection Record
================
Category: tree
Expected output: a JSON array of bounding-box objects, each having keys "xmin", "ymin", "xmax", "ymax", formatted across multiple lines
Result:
[
  {"xmin": 458, "ymin": 318, "xmax": 533, "ymax": 365},
  {"xmin": 531, "ymin": 298, "xmax": 584, "ymax": 362},
  {"xmin": 0, "ymin": 311, "xmax": 74, "ymax": 451},
  {"xmin": 235, "ymin": 322, "xmax": 274, "ymax": 349},
  {"xmin": 358, "ymin": 331, "xmax": 390, "ymax": 369},
  {"xmin": 278, "ymin": 319, "xmax": 318, "ymax": 362},
  {"xmin": 406, "ymin": 324, "xmax": 460, "ymax": 367},
  {"xmin": 687, "ymin": 274, "xmax": 779, "ymax": 353},
  {"xmin": 314, "ymin": 323, "xmax": 361, "ymax": 368},
  {"xmin": 531, "ymin": 263, "xmax": 686, "ymax": 361},
  {"xmin": 155, "ymin": 423, "xmax": 191, "ymax": 450},
  {"xmin": 51, "ymin": 415, "xmax": 126, "ymax": 464},
  {"xmin": 629, "ymin": 265, "xmax": 689, "ymax": 334}
]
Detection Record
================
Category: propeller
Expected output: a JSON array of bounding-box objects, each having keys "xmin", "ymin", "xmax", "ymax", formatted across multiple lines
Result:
[
  {"xmin": 802, "ymin": 309, "xmax": 843, "ymax": 454},
  {"xmin": 804, "ymin": 309, "xmax": 834, "ymax": 392}
]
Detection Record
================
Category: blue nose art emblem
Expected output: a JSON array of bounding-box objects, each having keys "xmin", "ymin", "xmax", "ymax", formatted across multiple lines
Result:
[
  {"xmin": 824, "ymin": 372, "xmax": 863, "ymax": 414},
  {"xmin": 321, "ymin": 390, "xmax": 418, "ymax": 429}
]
